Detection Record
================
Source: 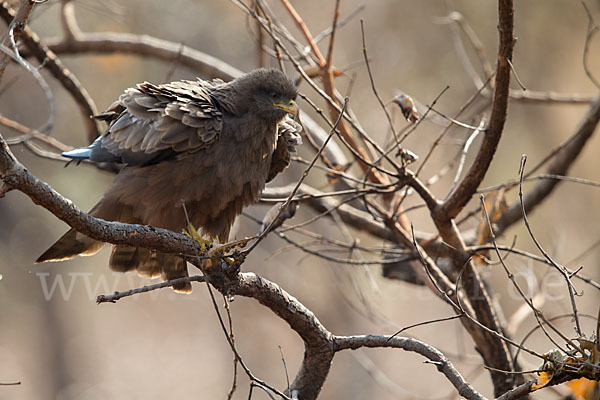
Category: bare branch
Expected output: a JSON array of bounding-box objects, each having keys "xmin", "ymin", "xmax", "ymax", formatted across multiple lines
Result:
[
  {"xmin": 59, "ymin": 0, "xmax": 81, "ymax": 40},
  {"xmin": 97, "ymin": 276, "xmax": 208, "ymax": 303},
  {"xmin": 41, "ymin": 32, "xmax": 244, "ymax": 81},
  {"xmin": 496, "ymin": 93, "xmax": 600, "ymax": 233},
  {"xmin": 580, "ymin": 0, "xmax": 600, "ymax": 88},
  {"xmin": 334, "ymin": 335, "xmax": 486, "ymax": 400},
  {"xmin": 516, "ymin": 157, "xmax": 584, "ymax": 340},
  {"xmin": 0, "ymin": 114, "xmax": 70, "ymax": 151},
  {"xmin": 441, "ymin": 0, "xmax": 515, "ymax": 219},
  {"xmin": 262, "ymin": 184, "xmax": 398, "ymax": 242},
  {"xmin": 0, "ymin": 0, "xmax": 35, "ymax": 82},
  {"xmin": 324, "ymin": 0, "xmax": 340, "ymax": 70},
  {"xmin": 508, "ymin": 89, "xmax": 595, "ymax": 104},
  {"xmin": 436, "ymin": 11, "xmax": 492, "ymax": 89},
  {"xmin": 0, "ymin": 2, "xmax": 98, "ymax": 139}
]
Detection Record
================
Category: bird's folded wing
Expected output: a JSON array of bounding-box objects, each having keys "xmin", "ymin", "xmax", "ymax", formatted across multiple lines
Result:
[{"xmin": 92, "ymin": 80, "xmax": 224, "ymax": 165}]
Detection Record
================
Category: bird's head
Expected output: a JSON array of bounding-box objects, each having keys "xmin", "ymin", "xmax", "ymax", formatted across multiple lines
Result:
[{"xmin": 230, "ymin": 69, "xmax": 298, "ymax": 122}]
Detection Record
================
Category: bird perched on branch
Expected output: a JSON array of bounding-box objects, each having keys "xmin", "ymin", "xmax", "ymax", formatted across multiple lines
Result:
[{"xmin": 36, "ymin": 68, "xmax": 302, "ymax": 292}]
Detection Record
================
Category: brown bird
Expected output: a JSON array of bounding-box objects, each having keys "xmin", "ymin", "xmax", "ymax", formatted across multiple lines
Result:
[{"xmin": 36, "ymin": 68, "xmax": 301, "ymax": 292}]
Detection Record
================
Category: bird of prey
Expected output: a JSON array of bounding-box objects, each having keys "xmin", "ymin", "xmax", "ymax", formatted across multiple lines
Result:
[{"xmin": 36, "ymin": 68, "xmax": 302, "ymax": 292}]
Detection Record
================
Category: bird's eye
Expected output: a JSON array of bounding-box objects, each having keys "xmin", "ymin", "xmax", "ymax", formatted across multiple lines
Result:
[{"xmin": 271, "ymin": 92, "xmax": 279, "ymax": 99}]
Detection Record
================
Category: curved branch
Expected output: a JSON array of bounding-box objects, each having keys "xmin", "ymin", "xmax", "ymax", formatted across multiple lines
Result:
[
  {"xmin": 0, "ymin": 2, "xmax": 100, "ymax": 141},
  {"xmin": 0, "ymin": 0, "xmax": 35, "ymax": 81},
  {"xmin": 43, "ymin": 32, "xmax": 244, "ymax": 81},
  {"xmin": 233, "ymin": 273, "xmax": 333, "ymax": 399},
  {"xmin": 496, "ymin": 92, "xmax": 600, "ymax": 232},
  {"xmin": 334, "ymin": 335, "xmax": 485, "ymax": 400}
]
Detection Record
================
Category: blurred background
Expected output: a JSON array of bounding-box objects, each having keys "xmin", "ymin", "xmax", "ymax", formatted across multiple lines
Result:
[{"xmin": 1, "ymin": 1, "xmax": 599, "ymax": 399}]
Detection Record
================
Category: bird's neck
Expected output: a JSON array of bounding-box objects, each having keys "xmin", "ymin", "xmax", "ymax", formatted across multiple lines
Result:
[{"xmin": 212, "ymin": 84, "xmax": 247, "ymax": 116}]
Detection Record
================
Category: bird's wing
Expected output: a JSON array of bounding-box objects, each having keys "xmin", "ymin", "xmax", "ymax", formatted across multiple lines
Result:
[
  {"xmin": 83, "ymin": 80, "xmax": 224, "ymax": 165},
  {"xmin": 267, "ymin": 116, "xmax": 302, "ymax": 182}
]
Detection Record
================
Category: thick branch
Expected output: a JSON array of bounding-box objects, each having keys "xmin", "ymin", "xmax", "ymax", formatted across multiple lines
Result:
[
  {"xmin": 233, "ymin": 273, "xmax": 333, "ymax": 399},
  {"xmin": 441, "ymin": 0, "xmax": 514, "ymax": 218},
  {"xmin": 414, "ymin": 2, "xmax": 519, "ymax": 394},
  {"xmin": 0, "ymin": 135, "xmax": 201, "ymax": 257}
]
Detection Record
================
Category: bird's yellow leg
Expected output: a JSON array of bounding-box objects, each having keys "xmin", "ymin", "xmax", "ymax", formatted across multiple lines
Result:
[{"xmin": 182, "ymin": 223, "xmax": 213, "ymax": 252}]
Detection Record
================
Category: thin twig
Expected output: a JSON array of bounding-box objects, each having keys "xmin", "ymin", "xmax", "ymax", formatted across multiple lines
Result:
[
  {"xmin": 278, "ymin": 346, "xmax": 290, "ymax": 394},
  {"xmin": 225, "ymin": 297, "xmax": 239, "ymax": 400},
  {"xmin": 0, "ymin": 42, "xmax": 55, "ymax": 133},
  {"xmin": 324, "ymin": 0, "xmax": 340, "ymax": 70},
  {"xmin": 479, "ymin": 193, "xmax": 576, "ymax": 355},
  {"xmin": 409, "ymin": 223, "xmax": 545, "ymax": 361},
  {"xmin": 387, "ymin": 315, "xmax": 462, "ymax": 341},
  {"xmin": 360, "ymin": 20, "xmax": 400, "ymax": 148},
  {"xmin": 508, "ymin": 89, "xmax": 595, "ymax": 104},
  {"xmin": 312, "ymin": 4, "xmax": 364, "ymax": 46},
  {"xmin": 435, "ymin": 11, "xmax": 494, "ymax": 83},
  {"xmin": 517, "ymin": 156, "xmax": 583, "ymax": 339},
  {"xmin": 579, "ymin": 0, "xmax": 600, "ymax": 88},
  {"xmin": 505, "ymin": 58, "xmax": 526, "ymax": 91},
  {"xmin": 468, "ymin": 244, "xmax": 600, "ymax": 291},
  {"xmin": 0, "ymin": 114, "xmax": 70, "ymax": 151},
  {"xmin": 479, "ymin": 173, "xmax": 600, "ymax": 192},
  {"xmin": 59, "ymin": 0, "xmax": 81, "ymax": 39},
  {"xmin": 0, "ymin": 0, "xmax": 36, "ymax": 82},
  {"xmin": 495, "ymin": 93, "xmax": 600, "ymax": 233},
  {"xmin": 205, "ymin": 279, "xmax": 291, "ymax": 400},
  {"xmin": 96, "ymin": 276, "xmax": 207, "ymax": 303},
  {"xmin": 279, "ymin": 0, "xmax": 325, "ymax": 65},
  {"xmin": 444, "ymin": 118, "xmax": 486, "ymax": 199}
]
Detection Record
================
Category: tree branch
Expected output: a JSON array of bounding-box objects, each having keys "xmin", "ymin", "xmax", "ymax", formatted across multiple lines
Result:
[
  {"xmin": 0, "ymin": 0, "xmax": 35, "ymax": 81},
  {"xmin": 0, "ymin": 1, "xmax": 100, "ymax": 141},
  {"xmin": 441, "ymin": 0, "xmax": 514, "ymax": 219},
  {"xmin": 334, "ymin": 335, "xmax": 485, "ymax": 400},
  {"xmin": 496, "ymin": 92, "xmax": 600, "ymax": 232},
  {"xmin": 42, "ymin": 32, "xmax": 244, "ymax": 81}
]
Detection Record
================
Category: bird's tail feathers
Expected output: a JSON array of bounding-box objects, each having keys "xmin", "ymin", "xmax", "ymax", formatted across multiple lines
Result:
[
  {"xmin": 61, "ymin": 146, "xmax": 92, "ymax": 160},
  {"xmin": 35, "ymin": 229, "xmax": 103, "ymax": 263},
  {"xmin": 110, "ymin": 246, "xmax": 192, "ymax": 293}
]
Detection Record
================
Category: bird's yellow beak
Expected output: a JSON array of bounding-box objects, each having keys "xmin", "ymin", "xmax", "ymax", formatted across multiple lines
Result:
[{"xmin": 274, "ymin": 99, "xmax": 298, "ymax": 116}]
